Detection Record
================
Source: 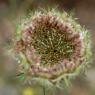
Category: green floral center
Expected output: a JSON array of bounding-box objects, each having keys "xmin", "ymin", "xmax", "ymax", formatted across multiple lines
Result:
[{"xmin": 31, "ymin": 26, "xmax": 74, "ymax": 66}]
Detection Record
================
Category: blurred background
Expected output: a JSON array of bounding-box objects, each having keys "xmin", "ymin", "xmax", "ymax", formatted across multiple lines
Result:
[{"xmin": 0, "ymin": 0, "xmax": 95, "ymax": 95}]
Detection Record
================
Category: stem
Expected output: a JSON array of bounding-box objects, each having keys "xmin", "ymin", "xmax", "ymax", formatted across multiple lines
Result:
[{"xmin": 43, "ymin": 86, "xmax": 46, "ymax": 95}]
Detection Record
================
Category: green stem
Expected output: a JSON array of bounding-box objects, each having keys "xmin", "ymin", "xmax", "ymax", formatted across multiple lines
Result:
[{"xmin": 43, "ymin": 86, "xmax": 46, "ymax": 95}]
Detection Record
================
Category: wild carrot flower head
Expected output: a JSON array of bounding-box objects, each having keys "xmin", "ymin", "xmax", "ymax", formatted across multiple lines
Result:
[{"xmin": 14, "ymin": 9, "xmax": 92, "ymax": 88}]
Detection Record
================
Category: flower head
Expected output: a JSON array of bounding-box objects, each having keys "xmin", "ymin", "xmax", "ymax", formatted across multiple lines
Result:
[{"xmin": 14, "ymin": 9, "xmax": 92, "ymax": 88}]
